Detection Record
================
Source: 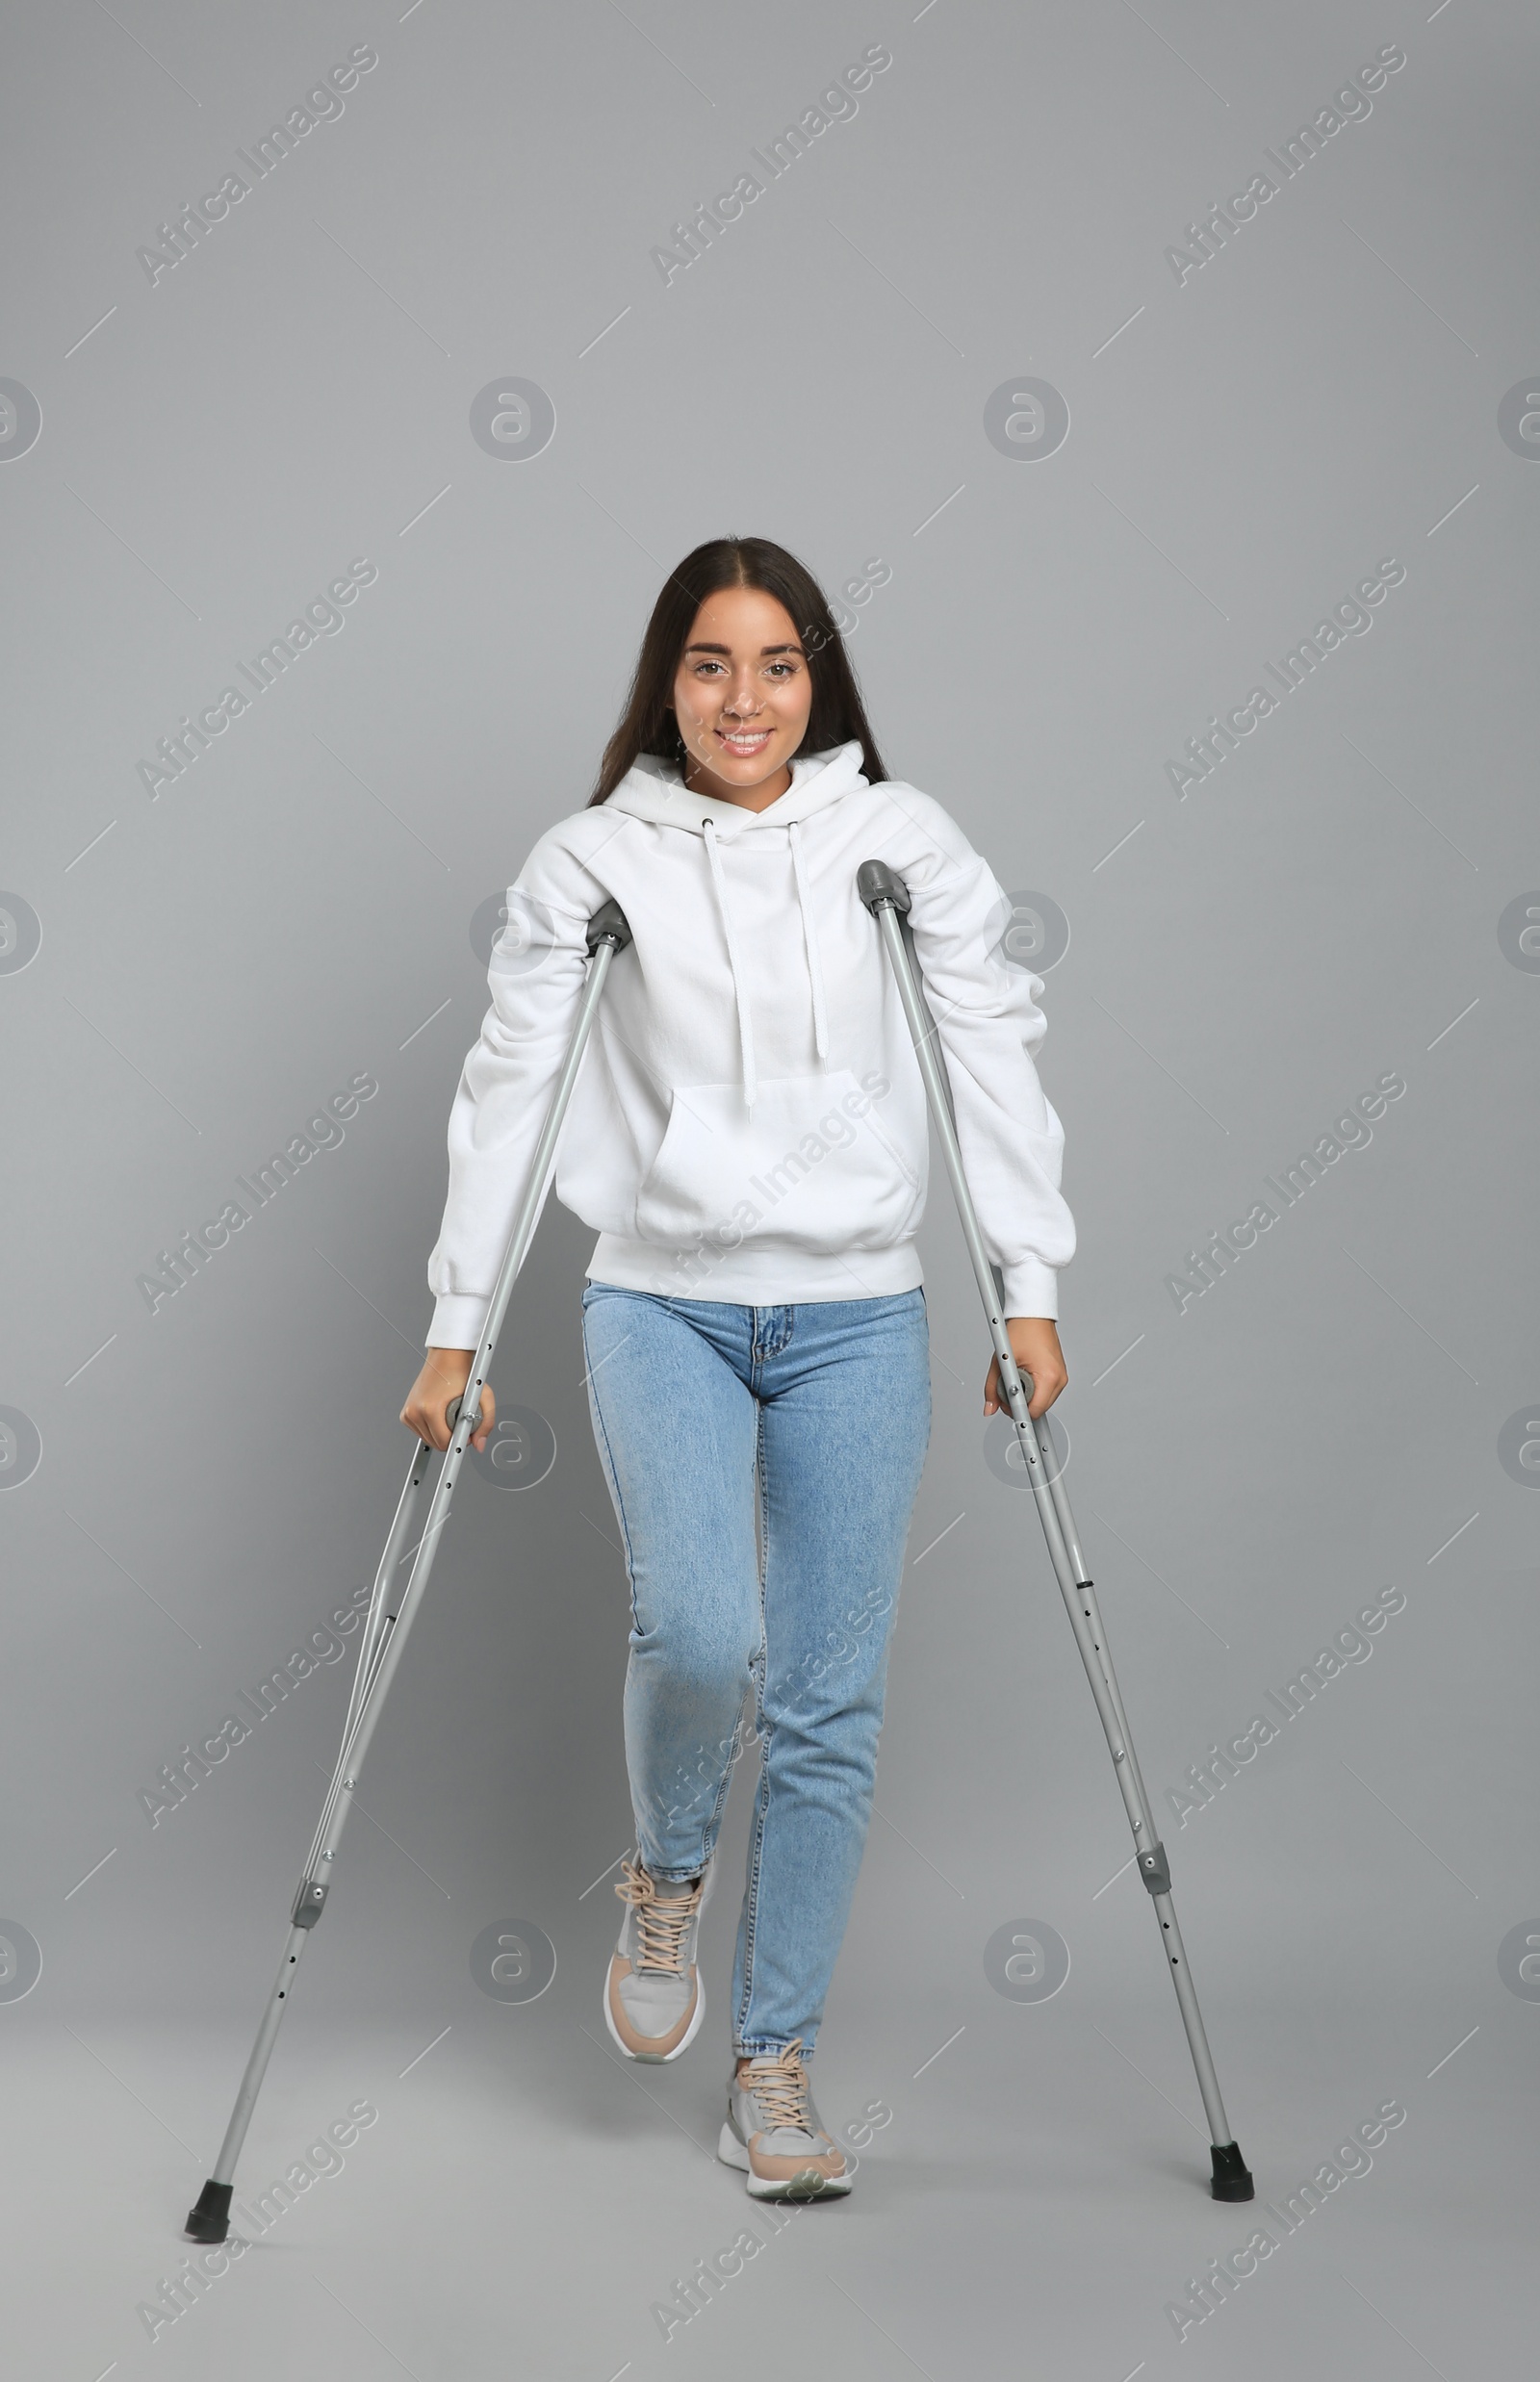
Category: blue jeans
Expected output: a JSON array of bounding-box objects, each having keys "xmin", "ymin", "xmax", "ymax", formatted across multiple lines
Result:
[{"xmin": 580, "ymin": 1284, "xmax": 932, "ymax": 2058}]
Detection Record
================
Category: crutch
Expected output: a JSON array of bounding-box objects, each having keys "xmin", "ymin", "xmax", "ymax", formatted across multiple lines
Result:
[
  {"xmin": 858, "ymin": 861, "xmax": 1253, "ymax": 2202},
  {"xmin": 185, "ymin": 897, "xmax": 633, "ymax": 2242}
]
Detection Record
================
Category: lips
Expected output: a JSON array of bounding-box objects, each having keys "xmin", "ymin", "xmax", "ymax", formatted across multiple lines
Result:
[{"xmin": 716, "ymin": 729, "xmax": 771, "ymax": 754}]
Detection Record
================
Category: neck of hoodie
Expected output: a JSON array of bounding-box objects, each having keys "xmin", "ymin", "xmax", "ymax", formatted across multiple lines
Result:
[{"xmin": 603, "ymin": 740, "xmax": 867, "ymax": 1108}]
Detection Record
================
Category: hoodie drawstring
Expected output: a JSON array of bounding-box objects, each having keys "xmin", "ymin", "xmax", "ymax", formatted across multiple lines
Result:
[
  {"xmin": 702, "ymin": 816, "xmax": 831, "ymax": 1109},
  {"xmin": 788, "ymin": 820, "xmax": 830, "ymax": 1064},
  {"xmin": 703, "ymin": 819, "xmax": 758, "ymax": 1110}
]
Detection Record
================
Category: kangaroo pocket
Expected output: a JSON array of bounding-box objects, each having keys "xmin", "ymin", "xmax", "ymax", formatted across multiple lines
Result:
[{"xmin": 632, "ymin": 1069, "xmax": 924, "ymax": 1253}]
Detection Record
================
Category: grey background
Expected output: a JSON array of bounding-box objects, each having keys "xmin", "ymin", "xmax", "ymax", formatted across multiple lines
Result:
[{"xmin": 2, "ymin": 1, "xmax": 1535, "ymax": 2374}]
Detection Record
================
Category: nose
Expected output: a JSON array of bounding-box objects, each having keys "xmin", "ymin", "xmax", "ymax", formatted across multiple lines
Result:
[{"xmin": 722, "ymin": 669, "xmax": 763, "ymax": 719}]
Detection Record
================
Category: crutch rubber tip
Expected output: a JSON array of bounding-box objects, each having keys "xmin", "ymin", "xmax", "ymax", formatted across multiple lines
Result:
[
  {"xmin": 185, "ymin": 2179, "xmax": 233, "ymax": 2242},
  {"xmin": 1209, "ymin": 2142, "xmax": 1254, "ymax": 2202}
]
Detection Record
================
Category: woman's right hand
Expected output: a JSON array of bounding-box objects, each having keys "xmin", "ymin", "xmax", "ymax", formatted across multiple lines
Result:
[{"xmin": 400, "ymin": 1347, "xmax": 496, "ymax": 1452}]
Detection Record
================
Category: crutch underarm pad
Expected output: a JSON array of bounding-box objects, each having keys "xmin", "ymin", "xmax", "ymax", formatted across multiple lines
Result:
[
  {"xmin": 585, "ymin": 898, "xmax": 633, "ymax": 953},
  {"xmin": 857, "ymin": 859, "xmax": 911, "ymax": 914}
]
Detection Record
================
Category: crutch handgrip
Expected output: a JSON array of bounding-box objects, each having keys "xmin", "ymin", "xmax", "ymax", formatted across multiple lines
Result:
[{"xmin": 857, "ymin": 858, "xmax": 911, "ymax": 915}]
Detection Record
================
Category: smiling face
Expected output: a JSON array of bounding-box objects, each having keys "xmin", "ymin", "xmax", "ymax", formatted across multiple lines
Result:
[{"xmin": 670, "ymin": 584, "xmax": 814, "ymax": 811}]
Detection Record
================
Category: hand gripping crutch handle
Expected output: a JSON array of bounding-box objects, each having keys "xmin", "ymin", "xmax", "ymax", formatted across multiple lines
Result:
[{"xmin": 185, "ymin": 894, "xmax": 631, "ymax": 2244}]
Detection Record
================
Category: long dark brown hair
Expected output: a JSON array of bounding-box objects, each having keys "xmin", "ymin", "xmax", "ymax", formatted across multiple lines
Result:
[{"xmin": 588, "ymin": 536, "xmax": 888, "ymax": 804}]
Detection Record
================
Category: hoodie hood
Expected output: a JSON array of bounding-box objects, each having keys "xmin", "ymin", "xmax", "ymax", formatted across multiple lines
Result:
[
  {"xmin": 603, "ymin": 741, "xmax": 869, "ymax": 1107},
  {"xmin": 603, "ymin": 736, "xmax": 869, "ymax": 837}
]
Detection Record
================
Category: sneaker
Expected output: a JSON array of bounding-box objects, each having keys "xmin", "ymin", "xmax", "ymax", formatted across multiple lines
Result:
[
  {"xmin": 717, "ymin": 2040, "xmax": 852, "ymax": 2199},
  {"xmin": 603, "ymin": 1854, "xmax": 711, "ymax": 2062}
]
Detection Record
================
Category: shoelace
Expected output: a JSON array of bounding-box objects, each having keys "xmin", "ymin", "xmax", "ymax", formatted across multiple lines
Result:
[
  {"xmin": 614, "ymin": 1856, "xmax": 699, "ymax": 1974},
  {"xmin": 744, "ymin": 2039, "xmax": 814, "ymax": 2134}
]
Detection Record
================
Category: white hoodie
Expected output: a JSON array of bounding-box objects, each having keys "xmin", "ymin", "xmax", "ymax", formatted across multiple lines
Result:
[{"xmin": 425, "ymin": 741, "xmax": 1074, "ymax": 1345}]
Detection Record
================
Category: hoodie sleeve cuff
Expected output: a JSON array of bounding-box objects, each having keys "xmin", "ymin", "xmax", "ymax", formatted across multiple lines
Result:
[
  {"xmin": 426, "ymin": 1293, "xmax": 489, "ymax": 1351},
  {"xmin": 1001, "ymin": 1257, "xmax": 1060, "ymax": 1320}
]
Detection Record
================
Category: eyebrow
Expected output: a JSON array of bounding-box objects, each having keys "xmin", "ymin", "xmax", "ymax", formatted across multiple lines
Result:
[{"xmin": 684, "ymin": 641, "xmax": 805, "ymax": 656}]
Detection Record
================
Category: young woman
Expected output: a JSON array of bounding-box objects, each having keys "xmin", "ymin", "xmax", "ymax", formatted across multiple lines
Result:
[{"xmin": 400, "ymin": 537, "xmax": 1073, "ymax": 2201}]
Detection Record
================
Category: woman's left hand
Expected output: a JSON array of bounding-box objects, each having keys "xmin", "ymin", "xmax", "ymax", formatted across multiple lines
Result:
[{"xmin": 984, "ymin": 1317, "xmax": 1066, "ymax": 1421}]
